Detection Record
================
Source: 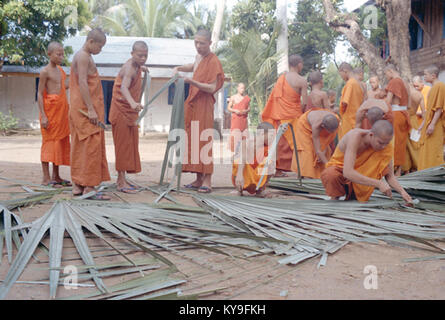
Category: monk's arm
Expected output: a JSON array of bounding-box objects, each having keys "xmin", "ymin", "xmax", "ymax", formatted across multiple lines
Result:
[
  {"xmin": 227, "ymin": 97, "xmax": 237, "ymax": 114},
  {"xmin": 322, "ymin": 92, "xmax": 330, "ymax": 109},
  {"xmin": 77, "ymin": 54, "xmax": 98, "ymax": 122},
  {"xmin": 354, "ymin": 104, "xmax": 369, "ymax": 128},
  {"xmin": 311, "ymin": 126, "xmax": 328, "ymax": 164},
  {"xmin": 426, "ymin": 108, "xmax": 443, "ymax": 135},
  {"xmin": 185, "ymin": 78, "xmax": 218, "ymax": 94},
  {"xmin": 120, "ymin": 67, "xmax": 141, "ymax": 111},
  {"xmin": 418, "ymin": 96, "xmax": 426, "ymax": 131},
  {"xmin": 301, "ymin": 81, "xmax": 308, "ymax": 109},
  {"xmin": 384, "ymin": 161, "xmax": 413, "ymax": 203},
  {"xmin": 37, "ymin": 69, "xmax": 49, "ymax": 128},
  {"xmin": 65, "ymin": 76, "xmax": 69, "ymax": 90},
  {"xmin": 173, "ymin": 63, "xmax": 194, "ymax": 73},
  {"xmin": 385, "ymin": 91, "xmax": 394, "ymax": 107},
  {"xmin": 233, "ymin": 140, "xmax": 248, "ymax": 188}
]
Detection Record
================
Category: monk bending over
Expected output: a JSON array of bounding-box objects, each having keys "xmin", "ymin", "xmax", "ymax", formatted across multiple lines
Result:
[
  {"xmin": 109, "ymin": 41, "xmax": 148, "ymax": 193},
  {"xmin": 262, "ymin": 54, "xmax": 308, "ymax": 177},
  {"xmin": 37, "ymin": 42, "xmax": 71, "ymax": 187},
  {"xmin": 227, "ymin": 82, "xmax": 250, "ymax": 152},
  {"xmin": 321, "ymin": 120, "xmax": 413, "ymax": 203},
  {"xmin": 291, "ymin": 110, "xmax": 339, "ymax": 179},
  {"xmin": 173, "ymin": 29, "xmax": 225, "ymax": 194},
  {"xmin": 69, "ymin": 28, "xmax": 111, "ymax": 200},
  {"xmin": 304, "ymin": 71, "xmax": 330, "ymax": 112},
  {"xmin": 418, "ymin": 65, "xmax": 445, "ymax": 170},
  {"xmin": 232, "ymin": 122, "xmax": 275, "ymax": 198},
  {"xmin": 355, "ymin": 98, "xmax": 393, "ymax": 129}
]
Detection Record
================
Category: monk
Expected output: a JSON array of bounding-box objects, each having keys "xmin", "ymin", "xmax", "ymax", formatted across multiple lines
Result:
[
  {"xmin": 261, "ymin": 54, "xmax": 308, "ymax": 177},
  {"xmin": 304, "ymin": 71, "xmax": 330, "ymax": 112},
  {"xmin": 227, "ymin": 82, "xmax": 251, "ymax": 152},
  {"xmin": 355, "ymin": 98, "xmax": 393, "ymax": 129},
  {"xmin": 109, "ymin": 41, "xmax": 148, "ymax": 193},
  {"xmin": 413, "ymin": 75, "xmax": 430, "ymax": 125},
  {"xmin": 327, "ymin": 90, "xmax": 336, "ymax": 111},
  {"xmin": 418, "ymin": 65, "xmax": 445, "ymax": 170},
  {"xmin": 353, "ymin": 67, "xmax": 368, "ymax": 100},
  {"xmin": 69, "ymin": 28, "xmax": 111, "ymax": 200},
  {"xmin": 290, "ymin": 110, "xmax": 339, "ymax": 179},
  {"xmin": 384, "ymin": 64, "xmax": 411, "ymax": 176},
  {"xmin": 37, "ymin": 42, "xmax": 71, "ymax": 187},
  {"xmin": 367, "ymin": 75, "xmax": 381, "ymax": 100},
  {"xmin": 338, "ymin": 62, "xmax": 364, "ymax": 139},
  {"xmin": 321, "ymin": 120, "xmax": 413, "ymax": 203},
  {"xmin": 232, "ymin": 122, "xmax": 276, "ymax": 198},
  {"xmin": 173, "ymin": 29, "xmax": 224, "ymax": 193},
  {"xmin": 402, "ymin": 83, "xmax": 426, "ymax": 173}
]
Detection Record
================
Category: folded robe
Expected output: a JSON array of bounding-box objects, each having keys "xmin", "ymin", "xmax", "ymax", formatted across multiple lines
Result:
[
  {"xmin": 182, "ymin": 53, "xmax": 225, "ymax": 175},
  {"xmin": 109, "ymin": 67, "xmax": 142, "ymax": 174},
  {"xmin": 321, "ymin": 143, "xmax": 393, "ymax": 202},
  {"xmin": 261, "ymin": 74, "xmax": 303, "ymax": 171},
  {"xmin": 290, "ymin": 110, "xmax": 339, "ymax": 179},
  {"xmin": 40, "ymin": 66, "xmax": 70, "ymax": 166},
  {"xmin": 338, "ymin": 78, "xmax": 364, "ymax": 139},
  {"xmin": 418, "ymin": 81, "xmax": 445, "ymax": 170},
  {"xmin": 69, "ymin": 69, "xmax": 110, "ymax": 187}
]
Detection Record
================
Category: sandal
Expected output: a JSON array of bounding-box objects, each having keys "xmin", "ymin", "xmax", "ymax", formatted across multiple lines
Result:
[
  {"xmin": 117, "ymin": 187, "xmax": 138, "ymax": 194},
  {"xmin": 184, "ymin": 183, "xmax": 199, "ymax": 190},
  {"xmin": 86, "ymin": 192, "xmax": 111, "ymax": 201},
  {"xmin": 56, "ymin": 180, "xmax": 72, "ymax": 187},
  {"xmin": 197, "ymin": 186, "xmax": 212, "ymax": 194}
]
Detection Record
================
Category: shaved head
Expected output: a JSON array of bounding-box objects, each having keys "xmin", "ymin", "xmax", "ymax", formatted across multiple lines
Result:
[
  {"xmin": 384, "ymin": 64, "xmax": 398, "ymax": 73},
  {"xmin": 424, "ymin": 65, "xmax": 439, "ymax": 77},
  {"xmin": 289, "ymin": 54, "xmax": 303, "ymax": 68},
  {"xmin": 371, "ymin": 120, "xmax": 393, "ymax": 138},
  {"xmin": 353, "ymin": 67, "xmax": 363, "ymax": 75},
  {"xmin": 412, "ymin": 75, "xmax": 423, "ymax": 84},
  {"xmin": 327, "ymin": 89, "xmax": 336, "ymax": 97},
  {"xmin": 308, "ymin": 71, "xmax": 323, "ymax": 85},
  {"xmin": 338, "ymin": 62, "xmax": 353, "ymax": 72},
  {"xmin": 195, "ymin": 28, "xmax": 212, "ymax": 41},
  {"xmin": 322, "ymin": 114, "xmax": 339, "ymax": 132},
  {"xmin": 367, "ymin": 106, "xmax": 385, "ymax": 125},
  {"xmin": 132, "ymin": 41, "xmax": 148, "ymax": 52},
  {"xmin": 87, "ymin": 28, "xmax": 106, "ymax": 43},
  {"xmin": 48, "ymin": 41, "xmax": 63, "ymax": 53}
]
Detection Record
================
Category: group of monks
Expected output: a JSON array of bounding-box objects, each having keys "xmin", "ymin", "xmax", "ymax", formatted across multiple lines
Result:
[{"xmin": 36, "ymin": 26, "xmax": 444, "ymax": 203}]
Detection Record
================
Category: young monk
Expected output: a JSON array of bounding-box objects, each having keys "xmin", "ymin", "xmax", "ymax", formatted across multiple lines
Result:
[
  {"xmin": 355, "ymin": 98, "xmax": 393, "ymax": 129},
  {"xmin": 367, "ymin": 75, "xmax": 381, "ymax": 100},
  {"xmin": 261, "ymin": 54, "xmax": 308, "ymax": 177},
  {"xmin": 327, "ymin": 90, "xmax": 336, "ymax": 110},
  {"xmin": 109, "ymin": 41, "xmax": 148, "ymax": 193},
  {"xmin": 412, "ymin": 75, "xmax": 430, "ymax": 125},
  {"xmin": 290, "ymin": 110, "xmax": 339, "ymax": 179},
  {"xmin": 402, "ymin": 83, "xmax": 426, "ymax": 173},
  {"xmin": 338, "ymin": 62, "xmax": 364, "ymax": 139},
  {"xmin": 37, "ymin": 42, "xmax": 71, "ymax": 187},
  {"xmin": 353, "ymin": 67, "xmax": 368, "ymax": 100},
  {"xmin": 69, "ymin": 28, "xmax": 111, "ymax": 199},
  {"xmin": 227, "ymin": 82, "xmax": 251, "ymax": 152},
  {"xmin": 321, "ymin": 120, "xmax": 413, "ymax": 203},
  {"xmin": 384, "ymin": 64, "xmax": 411, "ymax": 176},
  {"xmin": 173, "ymin": 29, "xmax": 225, "ymax": 194},
  {"xmin": 418, "ymin": 65, "xmax": 445, "ymax": 170},
  {"xmin": 232, "ymin": 122, "xmax": 275, "ymax": 198},
  {"xmin": 304, "ymin": 71, "xmax": 330, "ymax": 112}
]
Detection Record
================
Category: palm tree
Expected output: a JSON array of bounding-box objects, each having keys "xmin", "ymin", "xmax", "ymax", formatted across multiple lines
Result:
[
  {"xmin": 96, "ymin": 0, "xmax": 193, "ymax": 37},
  {"xmin": 276, "ymin": 0, "xmax": 288, "ymax": 74},
  {"xmin": 210, "ymin": 0, "xmax": 226, "ymax": 52}
]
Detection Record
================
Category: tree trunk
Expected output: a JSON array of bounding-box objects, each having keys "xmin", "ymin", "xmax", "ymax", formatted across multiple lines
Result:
[
  {"xmin": 322, "ymin": 0, "xmax": 412, "ymax": 82},
  {"xmin": 211, "ymin": 0, "xmax": 226, "ymax": 52},
  {"xmin": 276, "ymin": 0, "xmax": 289, "ymax": 74}
]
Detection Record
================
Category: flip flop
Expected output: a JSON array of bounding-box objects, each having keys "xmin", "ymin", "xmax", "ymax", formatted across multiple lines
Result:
[
  {"xmin": 56, "ymin": 180, "xmax": 72, "ymax": 187},
  {"xmin": 86, "ymin": 192, "xmax": 111, "ymax": 201},
  {"xmin": 274, "ymin": 172, "xmax": 289, "ymax": 178},
  {"xmin": 184, "ymin": 183, "xmax": 199, "ymax": 190},
  {"xmin": 197, "ymin": 186, "xmax": 212, "ymax": 194},
  {"xmin": 118, "ymin": 187, "xmax": 138, "ymax": 194}
]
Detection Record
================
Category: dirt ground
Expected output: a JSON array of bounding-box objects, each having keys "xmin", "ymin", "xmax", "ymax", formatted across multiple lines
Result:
[{"xmin": 0, "ymin": 131, "xmax": 444, "ymax": 300}]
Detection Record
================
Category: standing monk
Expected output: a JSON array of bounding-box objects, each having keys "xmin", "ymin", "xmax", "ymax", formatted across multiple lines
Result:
[
  {"xmin": 384, "ymin": 64, "xmax": 411, "ymax": 176},
  {"xmin": 109, "ymin": 41, "xmax": 148, "ymax": 193},
  {"xmin": 418, "ymin": 65, "xmax": 445, "ymax": 170},
  {"xmin": 353, "ymin": 67, "xmax": 368, "ymax": 100},
  {"xmin": 304, "ymin": 71, "xmax": 330, "ymax": 112},
  {"xmin": 37, "ymin": 42, "xmax": 71, "ymax": 187},
  {"xmin": 173, "ymin": 29, "xmax": 225, "ymax": 193},
  {"xmin": 338, "ymin": 62, "xmax": 364, "ymax": 139},
  {"xmin": 367, "ymin": 75, "xmax": 381, "ymax": 100},
  {"xmin": 69, "ymin": 28, "xmax": 111, "ymax": 199},
  {"xmin": 261, "ymin": 54, "xmax": 308, "ymax": 177},
  {"xmin": 291, "ymin": 110, "xmax": 339, "ymax": 179},
  {"xmin": 227, "ymin": 82, "xmax": 250, "ymax": 152},
  {"xmin": 321, "ymin": 120, "xmax": 412, "ymax": 203},
  {"xmin": 413, "ymin": 76, "xmax": 431, "ymax": 126}
]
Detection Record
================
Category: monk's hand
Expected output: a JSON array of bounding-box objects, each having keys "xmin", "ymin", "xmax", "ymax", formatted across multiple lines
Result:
[
  {"xmin": 131, "ymin": 102, "xmax": 143, "ymax": 112},
  {"xmin": 141, "ymin": 66, "xmax": 149, "ymax": 73},
  {"xmin": 41, "ymin": 116, "xmax": 49, "ymax": 129},
  {"xmin": 88, "ymin": 108, "xmax": 98, "ymax": 125},
  {"xmin": 401, "ymin": 191, "xmax": 413, "ymax": 205},
  {"xmin": 426, "ymin": 124, "xmax": 435, "ymax": 136},
  {"xmin": 378, "ymin": 181, "xmax": 393, "ymax": 198}
]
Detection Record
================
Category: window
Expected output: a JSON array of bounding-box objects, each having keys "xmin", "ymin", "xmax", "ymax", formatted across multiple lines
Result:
[{"xmin": 409, "ymin": 1, "xmax": 424, "ymax": 50}]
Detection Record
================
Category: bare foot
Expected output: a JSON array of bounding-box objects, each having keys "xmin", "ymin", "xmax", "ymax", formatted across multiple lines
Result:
[{"xmin": 72, "ymin": 184, "xmax": 84, "ymax": 196}]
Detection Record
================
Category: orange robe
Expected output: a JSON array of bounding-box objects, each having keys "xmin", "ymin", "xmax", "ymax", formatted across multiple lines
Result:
[
  {"xmin": 109, "ymin": 67, "xmax": 142, "ymax": 174},
  {"xmin": 418, "ymin": 81, "xmax": 445, "ymax": 170},
  {"xmin": 417, "ymin": 85, "xmax": 431, "ymax": 125},
  {"xmin": 402, "ymin": 100, "xmax": 423, "ymax": 172},
  {"xmin": 261, "ymin": 74, "xmax": 303, "ymax": 171},
  {"xmin": 229, "ymin": 95, "xmax": 250, "ymax": 152},
  {"xmin": 68, "ymin": 69, "xmax": 110, "ymax": 187},
  {"xmin": 232, "ymin": 145, "xmax": 269, "ymax": 194},
  {"xmin": 290, "ymin": 110, "xmax": 339, "ymax": 179},
  {"xmin": 182, "ymin": 53, "xmax": 224, "ymax": 174},
  {"xmin": 40, "ymin": 66, "xmax": 70, "ymax": 166},
  {"xmin": 321, "ymin": 143, "xmax": 393, "ymax": 202},
  {"xmin": 385, "ymin": 78, "xmax": 411, "ymax": 167},
  {"xmin": 339, "ymin": 78, "xmax": 364, "ymax": 139}
]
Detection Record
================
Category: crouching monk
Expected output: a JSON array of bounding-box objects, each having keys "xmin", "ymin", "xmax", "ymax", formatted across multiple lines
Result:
[{"xmin": 321, "ymin": 120, "xmax": 413, "ymax": 203}]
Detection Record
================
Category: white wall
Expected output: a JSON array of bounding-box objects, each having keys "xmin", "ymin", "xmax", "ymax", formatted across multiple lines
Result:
[
  {"xmin": 142, "ymin": 79, "xmax": 172, "ymax": 133},
  {"xmin": 0, "ymin": 76, "xmax": 40, "ymax": 129},
  {"xmin": 438, "ymin": 70, "xmax": 445, "ymax": 83}
]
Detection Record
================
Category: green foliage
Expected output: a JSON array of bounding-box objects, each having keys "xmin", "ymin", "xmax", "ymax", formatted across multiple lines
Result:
[
  {"xmin": 230, "ymin": 0, "xmax": 276, "ymax": 35},
  {"xmin": 289, "ymin": 0, "xmax": 341, "ymax": 74},
  {"xmin": 0, "ymin": 0, "xmax": 89, "ymax": 67},
  {"xmin": 181, "ymin": 4, "xmax": 231, "ymax": 40},
  {"xmin": 0, "ymin": 110, "xmax": 18, "ymax": 135}
]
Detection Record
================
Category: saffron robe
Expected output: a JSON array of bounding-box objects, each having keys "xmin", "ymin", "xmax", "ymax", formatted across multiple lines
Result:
[
  {"xmin": 232, "ymin": 145, "xmax": 269, "ymax": 194},
  {"xmin": 339, "ymin": 78, "xmax": 364, "ymax": 139},
  {"xmin": 229, "ymin": 95, "xmax": 250, "ymax": 152}
]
